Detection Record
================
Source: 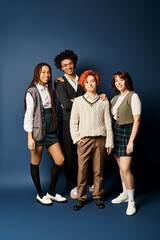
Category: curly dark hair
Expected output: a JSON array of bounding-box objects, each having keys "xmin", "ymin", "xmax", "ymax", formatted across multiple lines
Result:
[
  {"xmin": 24, "ymin": 62, "xmax": 58, "ymax": 130},
  {"xmin": 112, "ymin": 70, "xmax": 134, "ymax": 93},
  {"xmin": 54, "ymin": 49, "xmax": 78, "ymax": 70}
]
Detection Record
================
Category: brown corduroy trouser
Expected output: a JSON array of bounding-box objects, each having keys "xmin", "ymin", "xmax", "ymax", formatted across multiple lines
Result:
[{"xmin": 77, "ymin": 136, "xmax": 106, "ymax": 201}]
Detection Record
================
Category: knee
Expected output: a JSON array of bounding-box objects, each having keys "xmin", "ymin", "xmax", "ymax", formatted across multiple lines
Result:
[
  {"xmin": 31, "ymin": 158, "xmax": 41, "ymax": 165},
  {"xmin": 57, "ymin": 156, "xmax": 65, "ymax": 166},
  {"xmin": 120, "ymin": 166, "xmax": 130, "ymax": 176},
  {"xmin": 31, "ymin": 160, "xmax": 40, "ymax": 165}
]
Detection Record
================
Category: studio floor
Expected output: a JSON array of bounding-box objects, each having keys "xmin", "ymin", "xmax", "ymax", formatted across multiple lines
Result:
[{"xmin": 0, "ymin": 171, "xmax": 160, "ymax": 240}]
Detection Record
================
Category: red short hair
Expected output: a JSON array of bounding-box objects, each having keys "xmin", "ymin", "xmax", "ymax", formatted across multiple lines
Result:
[{"xmin": 79, "ymin": 70, "xmax": 100, "ymax": 87}]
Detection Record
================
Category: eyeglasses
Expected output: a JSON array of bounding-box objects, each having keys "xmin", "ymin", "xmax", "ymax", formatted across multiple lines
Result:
[{"xmin": 62, "ymin": 62, "xmax": 74, "ymax": 68}]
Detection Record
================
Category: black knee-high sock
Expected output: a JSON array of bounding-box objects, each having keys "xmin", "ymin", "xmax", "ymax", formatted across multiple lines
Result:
[
  {"xmin": 48, "ymin": 164, "xmax": 62, "ymax": 196},
  {"xmin": 30, "ymin": 163, "xmax": 44, "ymax": 198}
]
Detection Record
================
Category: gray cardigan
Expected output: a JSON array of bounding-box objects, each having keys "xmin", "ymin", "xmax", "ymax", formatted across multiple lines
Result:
[{"xmin": 27, "ymin": 86, "xmax": 45, "ymax": 142}]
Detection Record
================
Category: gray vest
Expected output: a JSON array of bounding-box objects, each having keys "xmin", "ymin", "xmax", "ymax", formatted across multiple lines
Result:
[
  {"xmin": 27, "ymin": 87, "xmax": 45, "ymax": 142},
  {"xmin": 111, "ymin": 91, "xmax": 134, "ymax": 125}
]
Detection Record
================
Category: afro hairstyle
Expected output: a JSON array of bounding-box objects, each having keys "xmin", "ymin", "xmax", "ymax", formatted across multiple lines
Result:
[{"xmin": 54, "ymin": 49, "xmax": 78, "ymax": 70}]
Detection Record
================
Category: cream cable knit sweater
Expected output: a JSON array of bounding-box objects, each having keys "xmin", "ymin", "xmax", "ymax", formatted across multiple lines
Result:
[{"xmin": 70, "ymin": 96, "xmax": 114, "ymax": 148}]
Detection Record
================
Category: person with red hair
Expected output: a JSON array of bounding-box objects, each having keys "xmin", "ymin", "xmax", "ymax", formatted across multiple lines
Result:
[
  {"xmin": 78, "ymin": 70, "xmax": 100, "ymax": 87},
  {"xmin": 70, "ymin": 70, "xmax": 114, "ymax": 210}
]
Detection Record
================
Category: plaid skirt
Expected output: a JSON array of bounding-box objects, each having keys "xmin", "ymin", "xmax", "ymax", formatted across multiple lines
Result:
[
  {"xmin": 36, "ymin": 108, "xmax": 59, "ymax": 146},
  {"xmin": 113, "ymin": 120, "xmax": 133, "ymax": 157}
]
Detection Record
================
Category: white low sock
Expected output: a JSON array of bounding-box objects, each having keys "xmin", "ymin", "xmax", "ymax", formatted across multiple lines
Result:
[
  {"xmin": 122, "ymin": 182, "xmax": 127, "ymax": 193},
  {"xmin": 127, "ymin": 189, "xmax": 135, "ymax": 201}
]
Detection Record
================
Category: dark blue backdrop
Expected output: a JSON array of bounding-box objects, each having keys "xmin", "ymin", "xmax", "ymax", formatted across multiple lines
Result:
[
  {"xmin": 1, "ymin": 0, "xmax": 159, "ymax": 187},
  {"xmin": 0, "ymin": 1, "xmax": 160, "ymax": 239},
  {"xmin": 0, "ymin": 0, "xmax": 160, "ymax": 240}
]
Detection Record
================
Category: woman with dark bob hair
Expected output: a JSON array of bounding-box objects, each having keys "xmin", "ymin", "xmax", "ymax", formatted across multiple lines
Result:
[
  {"xmin": 110, "ymin": 70, "xmax": 141, "ymax": 216},
  {"xmin": 24, "ymin": 63, "xmax": 66, "ymax": 205}
]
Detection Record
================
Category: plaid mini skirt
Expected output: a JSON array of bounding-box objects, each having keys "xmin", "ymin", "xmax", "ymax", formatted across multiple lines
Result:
[
  {"xmin": 36, "ymin": 108, "xmax": 59, "ymax": 146},
  {"xmin": 113, "ymin": 120, "xmax": 133, "ymax": 157}
]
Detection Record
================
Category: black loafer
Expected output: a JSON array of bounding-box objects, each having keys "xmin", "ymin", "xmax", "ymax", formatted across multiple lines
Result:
[
  {"xmin": 73, "ymin": 199, "xmax": 84, "ymax": 211},
  {"xmin": 94, "ymin": 198, "xmax": 105, "ymax": 209}
]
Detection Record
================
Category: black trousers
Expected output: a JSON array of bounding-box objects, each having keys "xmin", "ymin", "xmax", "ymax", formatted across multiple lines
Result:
[
  {"xmin": 63, "ymin": 119, "xmax": 77, "ymax": 189},
  {"xmin": 62, "ymin": 119, "xmax": 93, "ymax": 190}
]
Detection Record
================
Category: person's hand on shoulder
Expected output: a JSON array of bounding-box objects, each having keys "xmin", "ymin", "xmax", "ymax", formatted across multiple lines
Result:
[
  {"xmin": 100, "ymin": 93, "xmax": 107, "ymax": 101},
  {"xmin": 54, "ymin": 77, "xmax": 64, "ymax": 83}
]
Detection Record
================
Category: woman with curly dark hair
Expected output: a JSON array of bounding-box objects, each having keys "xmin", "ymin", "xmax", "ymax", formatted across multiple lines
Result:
[
  {"xmin": 110, "ymin": 70, "xmax": 141, "ymax": 215},
  {"xmin": 24, "ymin": 63, "xmax": 67, "ymax": 205}
]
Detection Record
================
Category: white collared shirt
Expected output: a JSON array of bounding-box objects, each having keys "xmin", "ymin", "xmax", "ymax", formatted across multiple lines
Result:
[
  {"xmin": 64, "ymin": 73, "xmax": 79, "ymax": 92},
  {"xmin": 83, "ymin": 92, "xmax": 99, "ymax": 103},
  {"xmin": 24, "ymin": 83, "xmax": 51, "ymax": 132},
  {"xmin": 36, "ymin": 84, "xmax": 51, "ymax": 108}
]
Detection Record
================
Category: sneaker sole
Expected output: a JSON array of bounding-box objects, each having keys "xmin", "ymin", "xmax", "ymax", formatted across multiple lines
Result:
[
  {"xmin": 111, "ymin": 199, "xmax": 129, "ymax": 204},
  {"xmin": 126, "ymin": 210, "xmax": 136, "ymax": 216}
]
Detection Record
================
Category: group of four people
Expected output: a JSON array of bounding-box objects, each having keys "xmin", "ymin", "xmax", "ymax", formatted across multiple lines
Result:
[{"xmin": 24, "ymin": 50, "xmax": 141, "ymax": 216}]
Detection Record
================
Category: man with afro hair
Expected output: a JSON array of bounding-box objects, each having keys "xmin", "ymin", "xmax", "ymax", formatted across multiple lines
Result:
[{"xmin": 54, "ymin": 50, "xmax": 85, "ymax": 199}]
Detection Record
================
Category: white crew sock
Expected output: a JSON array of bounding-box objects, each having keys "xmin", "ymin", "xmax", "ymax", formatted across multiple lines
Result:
[
  {"xmin": 126, "ymin": 189, "xmax": 135, "ymax": 201},
  {"xmin": 122, "ymin": 182, "xmax": 127, "ymax": 193}
]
